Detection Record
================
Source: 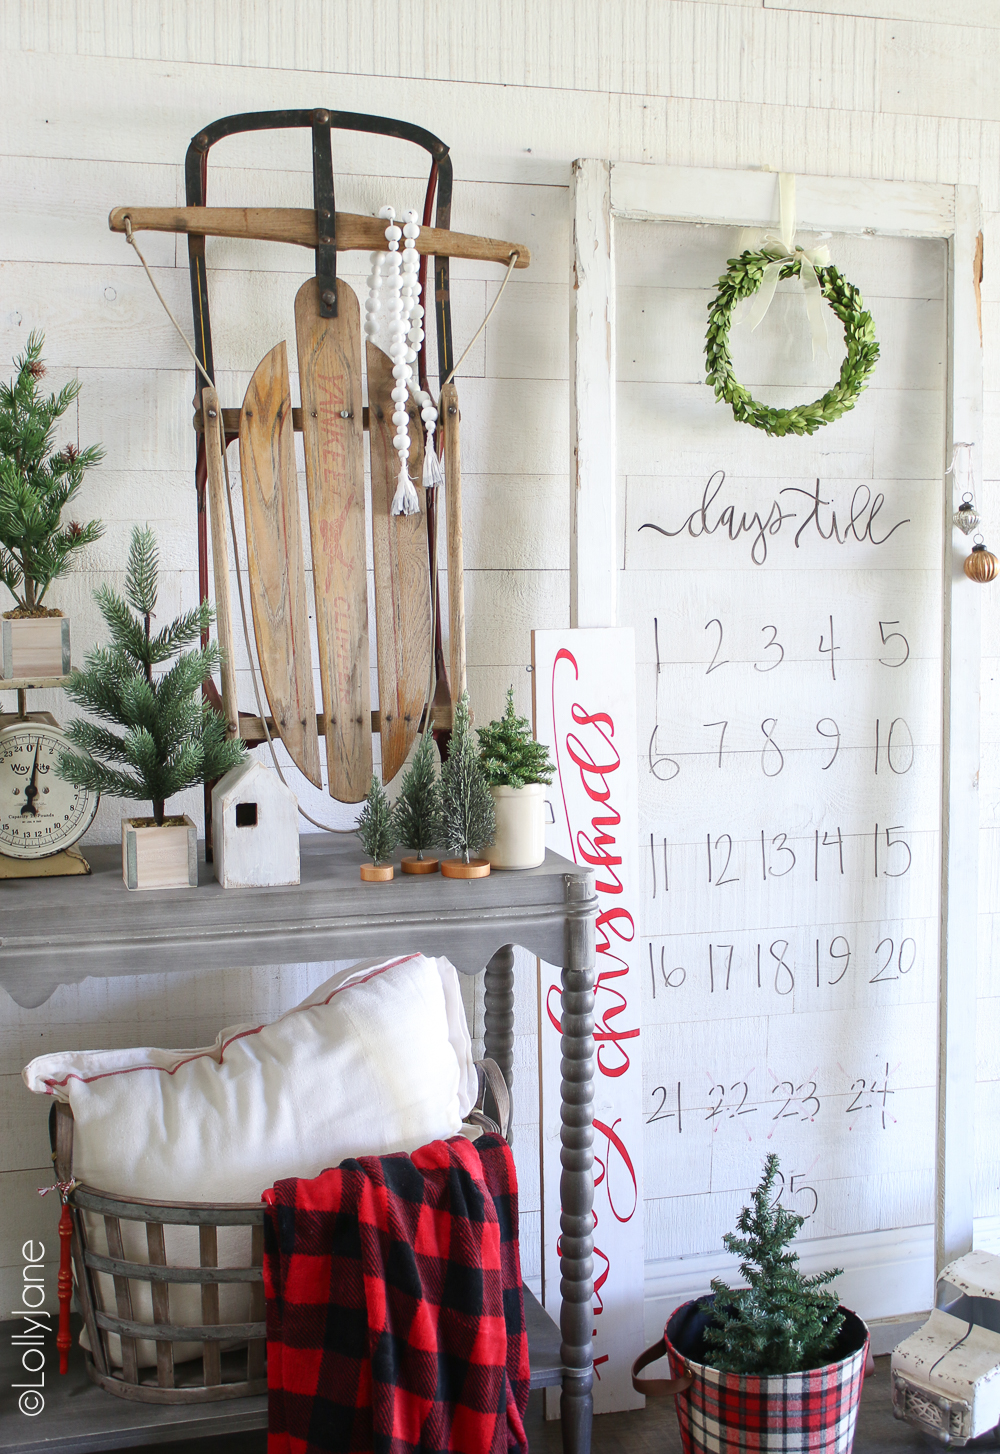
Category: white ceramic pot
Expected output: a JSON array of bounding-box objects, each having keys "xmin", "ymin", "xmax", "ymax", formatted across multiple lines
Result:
[{"xmin": 487, "ymin": 783, "xmax": 546, "ymax": 870}]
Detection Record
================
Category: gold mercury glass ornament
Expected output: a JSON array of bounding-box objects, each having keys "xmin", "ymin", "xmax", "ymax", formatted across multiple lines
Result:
[{"xmin": 964, "ymin": 538, "xmax": 999, "ymax": 584}]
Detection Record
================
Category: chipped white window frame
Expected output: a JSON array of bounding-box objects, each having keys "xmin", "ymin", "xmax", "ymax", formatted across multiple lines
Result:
[{"xmin": 569, "ymin": 158, "xmax": 983, "ymax": 1278}]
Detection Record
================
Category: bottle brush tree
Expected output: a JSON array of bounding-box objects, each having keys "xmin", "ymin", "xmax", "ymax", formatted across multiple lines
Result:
[
  {"xmin": 356, "ymin": 774, "xmax": 398, "ymax": 866},
  {"xmin": 477, "ymin": 685, "xmax": 555, "ymax": 788},
  {"xmin": 0, "ymin": 331, "xmax": 104, "ymax": 614},
  {"xmin": 393, "ymin": 727, "xmax": 441, "ymax": 859},
  {"xmin": 439, "ymin": 691, "xmax": 496, "ymax": 864},
  {"xmin": 56, "ymin": 525, "xmax": 245, "ymax": 825},
  {"xmin": 701, "ymin": 1153, "xmax": 844, "ymax": 1376}
]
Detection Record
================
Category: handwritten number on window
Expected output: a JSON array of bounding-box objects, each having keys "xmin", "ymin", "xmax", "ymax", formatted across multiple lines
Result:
[
  {"xmin": 816, "ymin": 718, "xmax": 840, "ymax": 769},
  {"xmin": 878, "ymin": 620, "xmax": 910, "ymax": 668},
  {"xmin": 754, "ymin": 625, "xmax": 784, "ymax": 672},
  {"xmin": 705, "ymin": 618, "xmax": 728, "ymax": 674},
  {"xmin": 648, "ymin": 725, "xmax": 679, "ymax": 782}
]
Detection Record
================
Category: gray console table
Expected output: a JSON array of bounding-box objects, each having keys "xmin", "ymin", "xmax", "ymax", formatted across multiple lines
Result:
[{"xmin": 0, "ymin": 836, "xmax": 598, "ymax": 1454}]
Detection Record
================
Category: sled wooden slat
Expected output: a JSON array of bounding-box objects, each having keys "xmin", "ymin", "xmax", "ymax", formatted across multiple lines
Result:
[
  {"xmin": 367, "ymin": 341, "xmax": 432, "ymax": 784},
  {"xmin": 296, "ymin": 278, "xmax": 372, "ymax": 802},
  {"xmin": 109, "ymin": 206, "xmax": 530, "ymax": 269},
  {"xmin": 238, "ymin": 342, "xmax": 322, "ymax": 788},
  {"xmin": 194, "ymin": 406, "xmax": 369, "ymax": 435}
]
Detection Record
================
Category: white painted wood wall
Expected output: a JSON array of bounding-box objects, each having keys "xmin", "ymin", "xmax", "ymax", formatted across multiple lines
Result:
[{"xmin": 2, "ymin": 0, "xmax": 1000, "ymax": 1335}]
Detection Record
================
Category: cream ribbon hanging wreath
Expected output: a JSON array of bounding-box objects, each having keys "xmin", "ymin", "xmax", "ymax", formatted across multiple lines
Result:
[{"xmin": 705, "ymin": 173, "xmax": 880, "ymax": 437}]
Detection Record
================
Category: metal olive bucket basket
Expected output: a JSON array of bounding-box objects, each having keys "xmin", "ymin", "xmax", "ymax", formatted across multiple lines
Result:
[{"xmin": 632, "ymin": 1297, "xmax": 870, "ymax": 1454}]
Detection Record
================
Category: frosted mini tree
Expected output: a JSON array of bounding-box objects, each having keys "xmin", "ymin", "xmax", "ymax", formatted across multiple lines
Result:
[
  {"xmin": 393, "ymin": 727, "xmax": 441, "ymax": 860},
  {"xmin": 356, "ymin": 774, "xmax": 398, "ymax": 866},
  {"xmin": 0, "ymin": 331, "xmax": 104, "ymax": 612},
  {"xmin": 478, "ymin": 685, "xmax": 555, "ymax": 788},
  {"xmin": 440, "ymin": 692, "xmax": 496, "ymax": 864},
  {"xmin": 57, "ymin": 526, "xmax": 244, "ymax": 825},
  {"xmin": 701, "ymin": 1153, "xmax": 844, "ymax": 1376}
]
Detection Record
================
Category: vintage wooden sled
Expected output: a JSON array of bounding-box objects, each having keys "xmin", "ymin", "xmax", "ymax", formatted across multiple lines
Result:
[{"xmin": 111, "ymin": 108, "xmax": 529, "ymax": 838}]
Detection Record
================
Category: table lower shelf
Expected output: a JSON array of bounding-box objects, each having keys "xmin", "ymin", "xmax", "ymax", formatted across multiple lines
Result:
[{"xmin": 0, "ymin": 1291, "xmax": 562, "ymax": 1452}]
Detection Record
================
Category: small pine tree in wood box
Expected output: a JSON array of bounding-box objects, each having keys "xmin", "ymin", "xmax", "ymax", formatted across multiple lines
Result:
[
  {"xmin": 58, "ymin": 525, "xmax": 245, "ymax": 825},
  {"xmin": 57, "ymin": 526, "xmax": 245, "ymax": 889},
  {"xmin": 0, "ymin": 332, "xmax": 104, "ymax": 617}
]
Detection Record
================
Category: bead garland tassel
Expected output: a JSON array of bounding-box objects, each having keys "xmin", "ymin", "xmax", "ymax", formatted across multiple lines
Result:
[{"xmin": 365, "ymin": 207, "xmax": 427, "ymax": 517}]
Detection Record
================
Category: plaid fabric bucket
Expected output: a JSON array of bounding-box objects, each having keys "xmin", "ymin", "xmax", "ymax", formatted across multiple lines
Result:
[{"xmin": 632, "ymin": 1299, "xmax": 870, "ymax": 1454}]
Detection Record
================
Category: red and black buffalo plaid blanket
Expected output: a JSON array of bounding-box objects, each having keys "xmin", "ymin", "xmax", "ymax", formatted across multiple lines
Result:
[{"xmin": 262, "ymin": 1133, "xmax": 530, "ymax": 1454}]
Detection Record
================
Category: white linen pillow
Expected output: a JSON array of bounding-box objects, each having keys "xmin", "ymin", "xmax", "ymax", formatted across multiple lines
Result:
[{"xmin": 23, "ymin": 952, "xmax": 476, "ymax": 1365}]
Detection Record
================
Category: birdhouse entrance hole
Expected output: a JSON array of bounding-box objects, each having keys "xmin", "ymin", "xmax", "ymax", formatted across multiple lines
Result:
[{"xmin": 235, "ymin": 802, "xmax": 258, "ymax": 828}]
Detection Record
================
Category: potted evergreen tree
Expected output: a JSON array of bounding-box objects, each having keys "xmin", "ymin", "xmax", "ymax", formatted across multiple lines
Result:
[
  {"xmin": 477, "ymin": 685, "xmax": 554, "ymax": 870},
  {"xmin": 56, "ymin": 526, "xmax": 245, "ymax": 890},
  {"xmin": 632, "ymin": 1154, "xmax": 870, "ymax": 1453},
  {"xmin": 393, "ymin": 727, "xmax": 441, "ymax": 873},
  {"xmin": 0, "ymin": 332, "xmax": 104, "ymax": 677},
  {"xmin": 439, "ymin": 691, "xmax": 496, "ymax": 878},
  {"xmin": 356, "ymin": 773, "xmax": 398, "ymax": 880}
]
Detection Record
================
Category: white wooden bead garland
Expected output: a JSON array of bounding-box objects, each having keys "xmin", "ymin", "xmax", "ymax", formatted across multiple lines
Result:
[{"xmin": 365, "ymin": 207, "xmax": 425, "ymax": 516}]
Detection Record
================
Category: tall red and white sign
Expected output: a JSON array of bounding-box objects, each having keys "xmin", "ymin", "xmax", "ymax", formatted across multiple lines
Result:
[{"xmin": 532, "ymin": 628, "xmax": 645, "ymax": 1413}]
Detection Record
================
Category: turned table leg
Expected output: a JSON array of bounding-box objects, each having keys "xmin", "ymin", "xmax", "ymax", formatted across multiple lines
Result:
[
  {"xmin": 484, "ymin": 944, "xmax": 515, "ymax": 1132},
  {"xmin": 560, "ymin": 912, "xmax": 596, "ymax": 1454}
]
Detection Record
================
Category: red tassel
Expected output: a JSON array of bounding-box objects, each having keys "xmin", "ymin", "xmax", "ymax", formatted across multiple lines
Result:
[{"xmin": 57, "ymin": 1201, "xmax": 73, "ymax": 1375}]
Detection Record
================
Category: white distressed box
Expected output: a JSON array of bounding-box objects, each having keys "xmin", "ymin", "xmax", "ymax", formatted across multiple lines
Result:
[{"xmin": 892, "ymin": 1251, "xmax": 1000, "ymax": 1446}]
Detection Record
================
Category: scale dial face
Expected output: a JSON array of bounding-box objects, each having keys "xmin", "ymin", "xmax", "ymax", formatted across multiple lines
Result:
[{"xmin": 0, "ymin": 724, "xmax": 99, "ymax": 859}]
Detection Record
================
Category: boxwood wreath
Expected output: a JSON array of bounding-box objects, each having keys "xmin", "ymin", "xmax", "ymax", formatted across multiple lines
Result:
[{"xmin": 705, "ymin": 251, "xmax": 879, "ymax": 437}]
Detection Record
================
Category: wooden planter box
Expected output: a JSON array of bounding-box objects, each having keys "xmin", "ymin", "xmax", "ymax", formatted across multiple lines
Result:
[
  {"xmin": 122, "ymin": 816, "xmax": 198, "ymax": 891},
  {"xmin": 2, "ymin": 615, "xmax": 70, "ymax": 677}
]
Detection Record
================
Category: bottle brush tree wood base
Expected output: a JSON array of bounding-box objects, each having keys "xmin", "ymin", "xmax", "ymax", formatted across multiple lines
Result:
[
  {"xmin": 401, "ymin": 856, "xmax": 439, "ymax": 874},
  {"xmin": 360, "ymin": 861, "xmax": 394, "ymax": 881},
  {"xmin": 440, "ymin": 858, "xmax": 491, "ymax": 879}
]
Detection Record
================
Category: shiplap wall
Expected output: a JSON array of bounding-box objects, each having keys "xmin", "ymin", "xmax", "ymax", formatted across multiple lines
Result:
[{"xmin": 2, "ymin": 0, "xmax": 1000, "ymax": 1325}]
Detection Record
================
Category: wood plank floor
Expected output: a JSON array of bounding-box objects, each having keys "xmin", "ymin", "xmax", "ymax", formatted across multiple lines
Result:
[{"xmin": 105, "ymin": 1358, "xmax": 977, "ymax": 1452}]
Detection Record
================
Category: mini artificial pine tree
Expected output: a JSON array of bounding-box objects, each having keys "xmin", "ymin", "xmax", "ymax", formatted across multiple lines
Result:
[
  {"xmin": 393, "ymin": 728, "xmax": 441, "ymax": 859},
  {"xmin": 702, "ymin": 1153, "xmax": 843, "ymax": 1376},
  {"xmin": 439, "ymin": 691, "xmax": 496, "ymax": 864},
  {"xmin": 0, "ymin": 332, "xmax": 104, "ymax": 613},
  {"xmin": 478, "ymin": 685, "xmax": 555, "ymax": 788},
  {"xmin": 356, "ymin": 774, "xmax": 398, "ymax": 866},
  {"xmin": 57, "ymin": 526, "xmax": 245, "ymax": 825}
]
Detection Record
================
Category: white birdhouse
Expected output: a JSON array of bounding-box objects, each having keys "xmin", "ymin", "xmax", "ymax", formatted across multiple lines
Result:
[
  {"xmin": 892, "ymin": 1250, "xmax": 1000, "ymax": 1445},
  {"xmin": 211, "ymin": 760, "xmax": 300, "ymax": 888}
]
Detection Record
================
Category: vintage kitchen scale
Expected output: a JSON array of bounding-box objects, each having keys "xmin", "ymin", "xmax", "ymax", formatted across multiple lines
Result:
[
  {"xmin": 109, "ymin": 108, "xmax": 529, "ymax": 849},
  {"xmin": 0, "ymin": 679, "xmax": 98, "ymax": 877}
]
